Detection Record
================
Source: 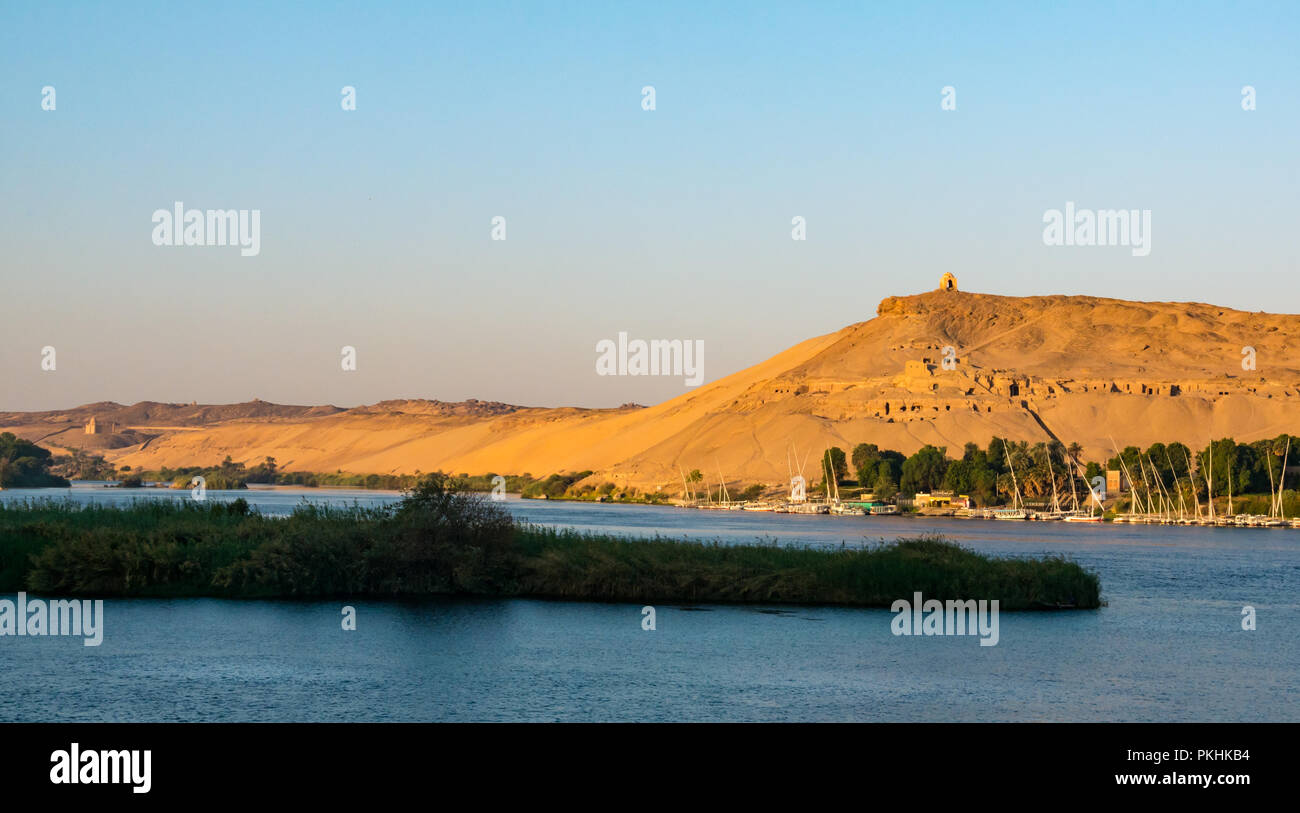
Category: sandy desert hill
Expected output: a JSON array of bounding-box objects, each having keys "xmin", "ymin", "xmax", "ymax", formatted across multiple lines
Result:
[{"xmin": 7, "ymin": 279, "xmax": 1300, "ymax": 493}]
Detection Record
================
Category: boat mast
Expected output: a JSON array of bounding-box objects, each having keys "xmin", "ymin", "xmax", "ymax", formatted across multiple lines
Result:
[
  {"xmin": 823, "ymin": 448, "xmax": 840, "ymax": 504},
  {"xmin": 786, "ymin": 447, "xmax": 795, "ymax": 503},
  {"xmin": 1164, "ymin": 448, "xmax": 1186, "ymax": 522},
  {"xmin": 1003, "ymin": 441, "xmax": 1022, "ymax": 510},
  {"xmin": 1148, "ymin": 455, "xmax": 1172, "ymax": 521},
  {"xmin": 1147, "ymin": 457, "xmax": 1159, "ymax": 516},
  {"xmin": 1144, "ymin": 456, "xmax": 1163, "ymax": 518},
  {"xmin": 1135, "ymin": 456, "xmax": 1151, "ymax": 516},
  {"xmin": 1087, "ymin": 460, "xmax": 1105, "ymax": 515},
  {"xmin": 1201, "ymin": 444, "xmax": 1211, "ymax": 520},
  {"xmin": 1068, "ymin": 451, "xmax": 1080, "ymax": 512},
  {"xmin": 1068, "ymin": 450, "xmax": 1100, "ymax": 515},
  {"xmin": 821, "ymin": 451, "xmax": 829, "ymax": 502},
  {"xmin": 1110, "ymin": 439, "xmax": 1140, "ymax": 519},
  {"xmin": 1279, "ymin": 438, "xmax": 1291, "ymax": 520},
  {"xmin": 1267, "ymin": 444, "xmax": 1278, "ymax": 518},
  {"xmin": 797, "ymin": 445, "xmax": 811, "ymax": 502},
  {"xmin": 1227, "ymin": 447, "xmax": 1233, "ymax": 517},
  {"xmin": 1182, "ymin": 447, "xmax": 1201, "ymax": 521},
  {"xmin": 1046, "ymin": 448, "xmax": 1060, "ymax": 513},
  {"xmin": 832, "ymin": 452, "xmax": 841, "ymax": 502},
  {"xmin": 790, "ymin": 444, "xmax": 801, "ymax": 503}
]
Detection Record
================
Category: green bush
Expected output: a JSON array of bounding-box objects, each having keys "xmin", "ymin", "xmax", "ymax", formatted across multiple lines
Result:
[{"xmin": 0, "ymin": 482, "xmax": 1101, "ymax": 609}]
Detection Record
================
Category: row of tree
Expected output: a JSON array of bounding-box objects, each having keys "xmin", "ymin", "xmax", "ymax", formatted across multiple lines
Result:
[
  {"xmin": 12, "ymin": 433, "xmax": 1299, "ymax": 510},
  {"xmin": 812, "ymin": 435, "xmax": 1300, "ymax": 508},
  {"xmin": 49, "ymin": 448, "xmax": 117, "ymax": 480}
]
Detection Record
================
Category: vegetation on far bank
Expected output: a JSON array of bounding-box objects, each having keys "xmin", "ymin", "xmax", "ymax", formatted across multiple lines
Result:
[
  {"xmin": 15, "ymin": 430, "xmax": 1300, "ymax": 519},
  {"xmin": 818, "ymin": 436, "xmax": 1300, "ymax": 510},
  {"xmin": 0, "ymin": 475, "xmax": 1099, "ymax": 609},
  {"xmin": 0, "ymin": 433, "xmax": 70, "ymax": 488},
  {"xmin": 38, "ymin": 452, "xmax": 669, "ymax": 503}
]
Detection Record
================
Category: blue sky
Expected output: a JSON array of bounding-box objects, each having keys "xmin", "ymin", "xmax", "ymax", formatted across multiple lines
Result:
[{"xmin": 2, "ymin": 1, "xmax": 1297, "ymax": 410}]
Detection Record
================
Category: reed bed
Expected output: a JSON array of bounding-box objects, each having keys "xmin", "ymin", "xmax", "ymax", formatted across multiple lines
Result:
[{"xmin": 0, "ymin": 487, "xmax": 1099, "ymax": 609}]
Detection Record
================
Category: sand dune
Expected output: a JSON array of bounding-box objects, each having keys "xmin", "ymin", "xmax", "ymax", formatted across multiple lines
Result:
[{"xmin": 8, "ymin": 283, "xmax": 1300, "ymax": 493}]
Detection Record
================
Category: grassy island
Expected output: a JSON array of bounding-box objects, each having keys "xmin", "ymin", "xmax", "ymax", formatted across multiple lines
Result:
[{"xmin": 0, "ymin": 475, "xmax": 1100, "ymax": 609}]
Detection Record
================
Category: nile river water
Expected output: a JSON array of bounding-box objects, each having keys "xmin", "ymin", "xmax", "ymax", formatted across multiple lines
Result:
[{"xmin": 0, "ymin": 484, "xmax": 1295, "ymax": 721}]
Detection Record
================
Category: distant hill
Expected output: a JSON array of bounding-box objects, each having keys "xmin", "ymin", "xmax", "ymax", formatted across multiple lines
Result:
[
  {"xmin": 0, "ymin": 399, "xmax": 342, "ymax": 428},
  {"xmin": 6, "ymin": 280, "xmax": 1299, "ymax": 493}
]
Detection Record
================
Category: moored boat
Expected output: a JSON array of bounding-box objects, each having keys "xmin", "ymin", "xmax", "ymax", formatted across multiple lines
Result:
[{"xmin": 1063, "ymin": 512, "xmax": 1103, "ymax": 523}]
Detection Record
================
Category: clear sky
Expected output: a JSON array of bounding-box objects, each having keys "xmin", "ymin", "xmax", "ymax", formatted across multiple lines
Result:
[{"xmin": 3, "ymin": 1, "xmax": 1297, "ymax": 411}]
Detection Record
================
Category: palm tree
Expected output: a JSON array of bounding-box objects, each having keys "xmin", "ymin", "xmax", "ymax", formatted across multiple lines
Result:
[{"xmin": 996, "ymin": 471, "xmax": 1015, "ymax": 504}]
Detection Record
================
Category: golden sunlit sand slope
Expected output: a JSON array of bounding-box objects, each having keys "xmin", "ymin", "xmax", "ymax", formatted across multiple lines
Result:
[{"xmin": 7, "ymin": 287, "xmax": 1300, "ymax": 493}]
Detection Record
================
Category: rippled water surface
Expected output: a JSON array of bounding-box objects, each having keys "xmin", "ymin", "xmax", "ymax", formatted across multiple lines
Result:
[{"xmin": 1, "ymin": 485, "xmax": 1295, "ymax": 721}]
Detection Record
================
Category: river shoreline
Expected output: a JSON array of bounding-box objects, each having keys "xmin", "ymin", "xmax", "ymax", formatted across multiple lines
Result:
[
  {"xmin": 0, "ymin": 496, "xmax": 1100, "ymax": 609},
  {"xmin": 0, "ymin": 485, "xmax": 1293, "ymax": 722}
]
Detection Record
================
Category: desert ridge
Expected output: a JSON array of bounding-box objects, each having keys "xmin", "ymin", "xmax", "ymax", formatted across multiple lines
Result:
[{"xmin": 6, "ymin": 278, "xmax": 1300, "ymax": 494}]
